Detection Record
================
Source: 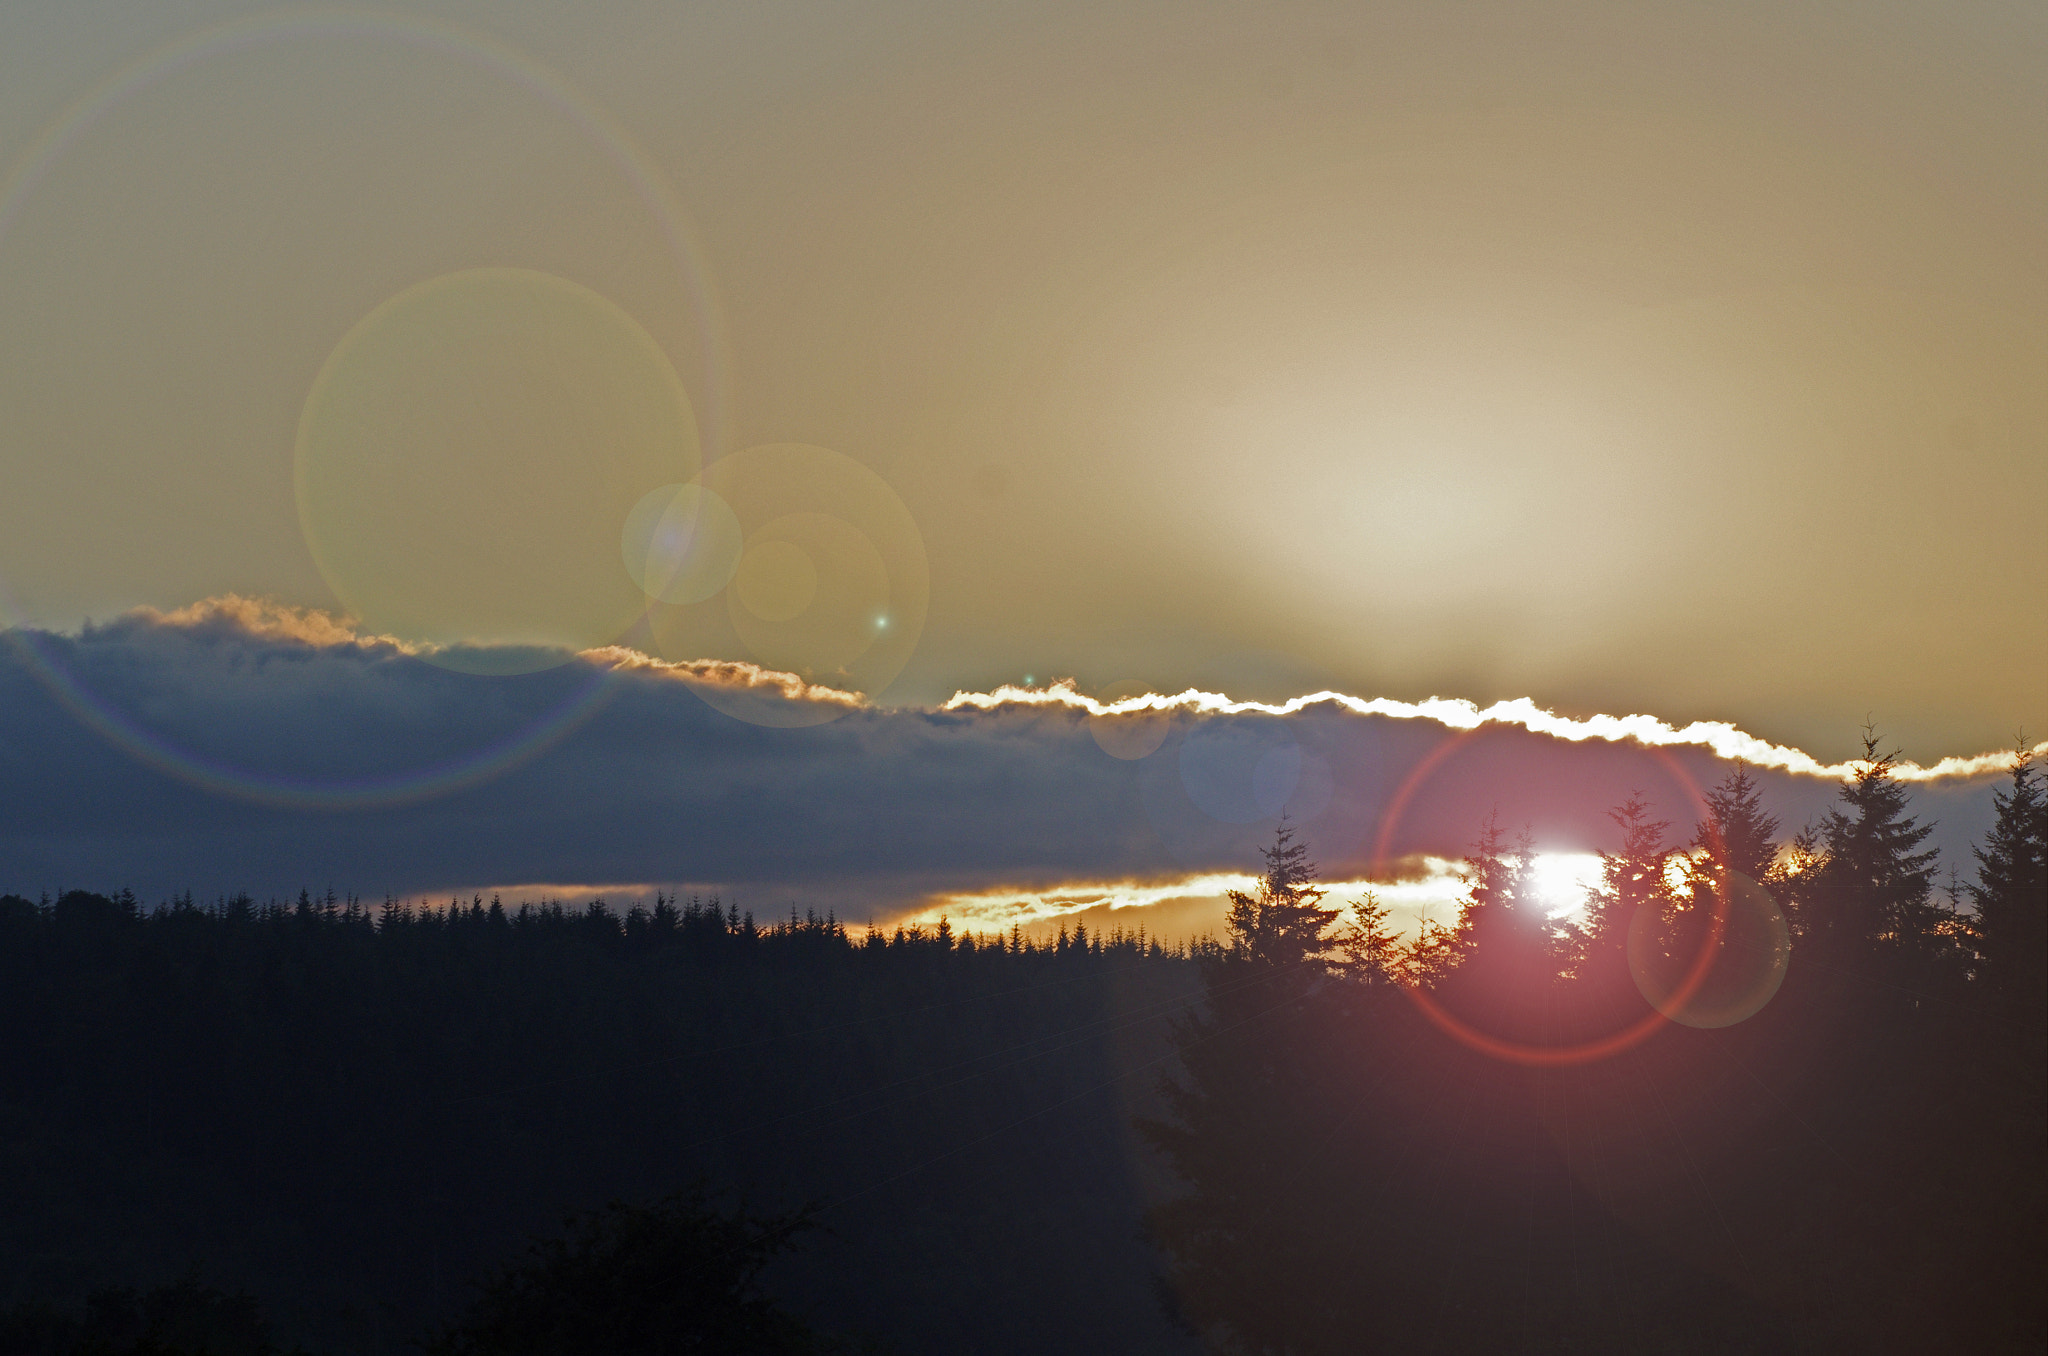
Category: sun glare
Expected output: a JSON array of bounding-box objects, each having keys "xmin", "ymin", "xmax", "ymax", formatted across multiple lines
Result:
[{"xmin": 1525, "ymin": 852, "xmax": 1603, "ymax": 921}]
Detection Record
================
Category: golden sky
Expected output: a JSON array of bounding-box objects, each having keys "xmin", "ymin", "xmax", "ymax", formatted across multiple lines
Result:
[{"xmin": 1, "ymin": 0, "xmax": 2041, "ymax": 764}]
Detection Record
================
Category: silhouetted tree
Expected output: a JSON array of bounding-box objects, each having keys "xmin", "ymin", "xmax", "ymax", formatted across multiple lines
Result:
[
  {"xmin": 1970, "ymin": 744, "xmax": 2047, "ymax": 1011},
  {"xmin": 1584, "ymin": 791, "xmax": 1675, "ymax": 954},
  {"xmin": 0, "ymin": 1279, "xmax": 291, "ymax": 1356},
  {"xmin": 1788, "ymin": 730, "xmax": 1943, "ymax": 980},
  {"xmin": 1968, "ymin": 744, "xmax": 2048, "ymax": 1121},
  {"xmin": 1221, "ymin": 817, "xmax": 1339, "ymax": 971},
  {"xmin": 1549, "ymin": 791, "xmax": 1681, "ymax": 1027},
  {"xmin": 424, "ymin": 1191, "xmax": 835, "ymax": 1355},
  {"xmin": 1691, "ymin": 763, "xmax": 1782, "ymax": 884},
  {"xmin": 1451, "ymin": 810, "xmax": 1528, "ymax": 955},
  {"xmin": 1142, "ymin": 822, "xmax": 1354, "ymax": 1353},
  {"xmin": 1330, "ymin": 890, "xmax": 1400, "ymax": 985},
  {"xmin": 1433, "ymin": 810, "xmax": 1562, "ymax": 1037}
]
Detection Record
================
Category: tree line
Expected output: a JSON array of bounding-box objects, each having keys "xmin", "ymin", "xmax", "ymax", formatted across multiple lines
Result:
[
  {"xmin": 0, "ymin": 879, "xmax": 1203, "ymax": 1354},
  {"xmin": 1, "ymin": 737, "xmax": 2040, "ymax": 1352},
  {"xmin": 1145, "ymin": 738, "xmax": 2045, "ymax": 1352}
]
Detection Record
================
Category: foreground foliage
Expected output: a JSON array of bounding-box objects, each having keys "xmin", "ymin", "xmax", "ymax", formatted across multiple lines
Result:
[
  {"xmin": 0, "ymin": 1279, "xmax": 296, "ymax": 1356},
  {"xmin": 424, "ymin": 1193, "xmax": 837, "ymax": 1356}
]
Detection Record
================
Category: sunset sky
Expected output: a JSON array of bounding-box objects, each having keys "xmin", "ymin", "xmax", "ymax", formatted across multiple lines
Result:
[{"xmin": 1, "ymin": 1, "xmax": 2040, "ymax": 925}]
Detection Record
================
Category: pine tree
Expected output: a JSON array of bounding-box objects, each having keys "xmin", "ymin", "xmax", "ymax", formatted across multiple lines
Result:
[
  {"xmin": 1451, "ymin": 809, "xmax": 1532, "ymax": 960},
  {"xmin": 1969, "ymin": 744, "xmax": 2046, "ymax": 1019},
  {"xmin": 1692, "ymin": 764, "xmax": 1782, "ymax": 884},
  {"xmin": 1435, "ymin": 811, "xmax": 1569, "ymax": 1037},
  {"xmin": 1331, "ymin": 890, "xmax": 1401, "ymax": 985},
  {"xmin": 1552, "ymin": 791, "xmax": 1683, "ymax": 1013},
  {"xmin": 1141, "ymin": 822, "xmax": 1355, "ymax": 1353},
  {"xmin": 1797, "ymin": 730, "xmax": 1943, "ymax": 975},
  {"xmin": 1222, "ymin": 817, "xmax": 1339, "ymax": 970},
  {"xmin": 1587, "ymin": 792, "xmax": 1675, "ymax": 952}
]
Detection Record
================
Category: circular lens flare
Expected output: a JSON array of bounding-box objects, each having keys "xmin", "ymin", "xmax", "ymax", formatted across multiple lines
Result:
[
  {"xmin": 735, "ymin": 535, "xmax": 824, "ymax": 624},
  {"xmin": 1630, "ymin": 869, "xmax": 1789, "ymax": 1028},
  {"xmin": 648, "ymin": 444, "xmax": 929, "ymax": 725},
  {"xmin": 0, "ymin": 11, "xmax": 725, "ymax": 806},
  {"xmin": 1089, "ymin": 680, "xmax": 1173, "ymax": 761},
  {"xmin": 1369, "ymin": 731, "xmax": 1727, "ymax": 1066},
  {"xmin": 622, "ymin": 483, "xmax": 741, "ymax": 605},
  {"xmin": 296, "ymin": 268, "xmax": 698, "ymax": 673},
  {"xmin": 1179, "ymin": 720, "xmax": 1303, "ymax": 823}
]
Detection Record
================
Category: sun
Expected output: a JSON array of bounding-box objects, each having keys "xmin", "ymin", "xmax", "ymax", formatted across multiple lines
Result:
[{"xmin": 1525, "ymin": 853, "xmax": 1604, "ymax": 921}]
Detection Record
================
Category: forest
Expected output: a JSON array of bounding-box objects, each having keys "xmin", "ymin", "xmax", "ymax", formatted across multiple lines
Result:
[{"xmin": 1, "ymin": 740, "xmax": 2042, "ymax": 1354}]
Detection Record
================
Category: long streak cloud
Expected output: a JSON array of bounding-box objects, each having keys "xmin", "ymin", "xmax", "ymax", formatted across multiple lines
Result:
[
  {"xmin": 98, "ymin": 599, "xmax": 2048, "ymax": 785},
  {"xmin": 944, "ymin": 682, "xmax": 2045, "ymax": 785}
]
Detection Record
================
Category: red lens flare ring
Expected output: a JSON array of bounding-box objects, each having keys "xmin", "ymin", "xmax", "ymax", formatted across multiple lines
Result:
[{"xmin": 1367, "ymin": 729, "xmax": 1728, "ymax": 1067}]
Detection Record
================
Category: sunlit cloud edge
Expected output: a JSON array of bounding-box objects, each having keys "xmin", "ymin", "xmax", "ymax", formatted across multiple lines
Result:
[
  {"xmin": 55, "ymin": 596, "xmax": 2043, "ymax": 785},
  {"xmin": 890, "ymin": 857, "xmax": 1483, "ymax": 939},
  {"xmin": 942, "ymin": 679, "xmax": 2041, "ymax": 784}
]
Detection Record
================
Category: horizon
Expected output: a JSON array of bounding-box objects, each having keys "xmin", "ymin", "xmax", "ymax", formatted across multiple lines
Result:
[
  {"xmin": 1, "ymin": 4, "xmax": 2041, "ymax": 1353},
  {"xmin": 1, "ymin": 591, "xmax": 2030, "ymax": 942}
]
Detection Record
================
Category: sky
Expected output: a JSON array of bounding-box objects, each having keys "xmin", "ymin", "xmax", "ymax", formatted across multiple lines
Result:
[{"xmin": 0, "ymin": 2, "xmax": 2040, "ymax": 927}]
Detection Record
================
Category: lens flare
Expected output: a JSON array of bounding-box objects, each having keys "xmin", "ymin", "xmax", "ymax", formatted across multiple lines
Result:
[
  {"xmin": 734, "ymin": 533, "xmax": 824, "ymax": 624},
  {"xmin": 0, "ymin": 599, "xmax": 617, "ymax": 810},
  {"xmin": 296, "ymin": 268, "xmax": 698, "ymax": 673},
  {"xmin": 0, "ymin": 8, "xmax": 726, "ymax": 794},
  {"xmin": 1629, "ymin": 870, "xmax": 1790, "ymax": 1028},
  {"xmin": 622, "ymin": 484, "xmax": 742, "ymax": 605},
  {"xmin": 1088, "ymin": 679, "xmax": 1174, "ymax": 761},
  {"xmin": 1176, "ymin": 721, "xmax": 1320, "ymax": 824},
  {"xmin": 1178, "ymin": 721, "xmax": 1302, "ymax": 824},
  {"xmin": 731, "ymin": 515, "xmax": 887, "ymax": 667},
  {"xmin": 649, "ymin": 444, "xmax": 928, "ymax": 725},
  {"xmin": 0, "ymin": 7, "xmax": 729, "ymax": 475},
  {"xmin": 1369, "ymin": 730, "xmax": 1721, "ymax": 1066}
]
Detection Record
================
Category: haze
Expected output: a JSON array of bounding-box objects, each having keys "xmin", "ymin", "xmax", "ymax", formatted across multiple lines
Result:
[{"xmin": 2, "ymin": 0, "xmax": 2041, "ymax": 767}]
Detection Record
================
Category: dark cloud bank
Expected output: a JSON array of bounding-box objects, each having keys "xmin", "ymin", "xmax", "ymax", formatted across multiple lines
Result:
[{"xmin": 0, "ymin": 607, "xmax": 2012, "ymax": 916}]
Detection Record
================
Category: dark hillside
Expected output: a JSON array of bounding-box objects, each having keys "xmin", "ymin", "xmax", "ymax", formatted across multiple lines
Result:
[{"xmin": 0, "ymin": 892, "xmax": 1203, "ymax": 1355}]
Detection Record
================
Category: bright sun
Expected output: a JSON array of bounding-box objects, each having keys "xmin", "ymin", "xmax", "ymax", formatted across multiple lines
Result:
[{"xmin": 1526, "ymin": 853, "xmax": 1604, "ymax": 921}]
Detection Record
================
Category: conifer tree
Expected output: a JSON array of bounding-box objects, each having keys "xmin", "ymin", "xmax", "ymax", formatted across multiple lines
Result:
[
  {"xmin": 1454, "ymin": 810, "xmax": 1532, "ymax": 955},
  {"xmin": 1331, "ymin": 890, "xmax": 1401, "ymax": 985},
  {"xmin": 1586, "ymin": 792, "xmax": 1675, "ymax": 952},
  {"xmin": 1969, "ymin": 744, "xmax": 2046, "ymax": 1021},
  {"xmin": 1222, "ymin": 816, "xmax": 1339, "ymax": 970},
  {"xmin": 1795, "ymin": 730, "xmax": 1943, "ymax": 974},
  {"xmin": 1692, "ymin": 764, "xmax": 1782, "ymax": 884},
  {"xmin": 1141, "ymin": 821, "xmax": 1350, "ymax": 1354}
]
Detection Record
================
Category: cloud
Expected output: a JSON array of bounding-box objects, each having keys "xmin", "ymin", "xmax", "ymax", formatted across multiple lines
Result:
[
  {"xmin": 947, "ymin": 681, "xmax": 2048, "ymax": 784},
  {"xmin": 141, "ymin": 594, "xmax": 391, "ymax": 649},
  {"xmin": 897, "ymin": 858, "xmax": 1479, "ymax": 947},
  {"xmin": 0, "ymin": 600, "xmax": 2023, "ymax": 919}
]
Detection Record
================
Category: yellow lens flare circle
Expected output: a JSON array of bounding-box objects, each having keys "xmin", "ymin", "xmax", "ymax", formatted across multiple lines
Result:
[
  {"xmin": 1089, "ymin": 678, "xmax": 1172, "ymax": 761},
  {"xmin": 1628, "ymin": 869, "xmax": 1791, "ymax": 1029},
  {"xmin": 296, "ymin": 267, "xmax": 698, "ymax": 674},
  {"xmin": 622, "ymin": 483, "xmax": 741, "ymax": 605},
  {"xmin": 648, "ymin": 443, "xmax": 928, "ymax": 723},
  {"xmin": 734, "ymin": 534, "xmax": 823, "ymax": 623},
  {"xmin": 731, "ymin": 513, "xmax": 888, "ymax": 671}
]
